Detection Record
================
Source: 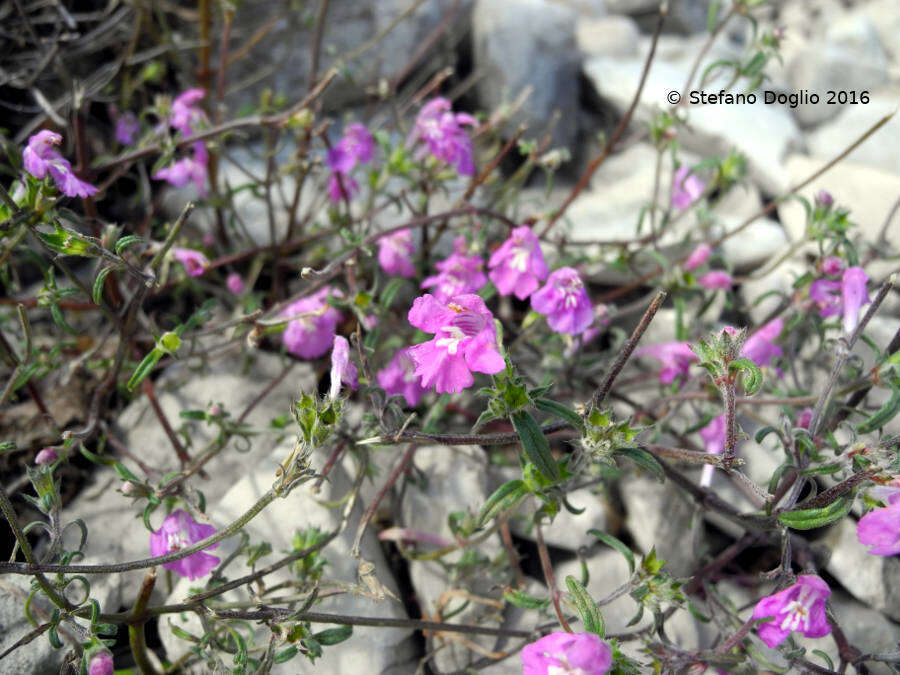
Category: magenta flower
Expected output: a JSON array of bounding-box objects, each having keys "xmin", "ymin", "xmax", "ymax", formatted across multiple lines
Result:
[
  {"xmin": 88, "ymin": 650, "xmax": 114, "ymax": 675},
  {"xmin": 421, "ymin": 237, "xmax": 486, "ymax": 301},
  {"xmin": 820, "ymin": 256, "xmax": 843, "ymax": 277},
  {"xmin": 521, "ymin": 631, "xmax": 612, "ymax": 675},
  {"xmin": 751, "ymin": 575, "xmax": 831, "ymax": 648},
  {"xmin": 671, "ymin": 166, "xmax": 705, "ymax": 211},
  {"xmin": 378, "ymin": 229, "xmax": 417, "ymax": 277},
  {"xmin": 172, "ymin": 248, "xmax": 210, "ymax": 277},
  {"xmin": 337, "ymin": 122, "xmax": 374, "ymax": 164},
  {"xmin": 635, "ymin": 341, "xmax": 697, "ymax": 385},
  {"xmin": 699, "ymin": 414, "xmax": 726, "ymax": 487},
  {"xmin": 115, "ymin": 111, "xmax": 140, "ymax": 145},
  {"xmin": 153, "ymin": 141, "xmax": 209, "ymax": 196},
  {"xmin": 841, "ymin": 266, "xmax": 870, "ymax": 334},
  {"xmin": 169, "ymin": 88, "xmax": 207, "ymax": 136},
  {"xmin": 684, "ymin": 243, "xmax": 712, "ymax": 271},
  {"xmin": 796, "ymin": 407, "xmax": 813, "ymax": 429},
  {"xmin": 697, "ymin": 270, "xmax": 733, "ymax": 290},
  {"xmin": 407, "ymin": 293, "xmax": 504, "ymax": 394},
  {"xmin": 409, "ymin": 97, "xmax": 478, "ymax": 175},
  {"xmin": 809, "ymin": 266, "xmax": 870, "ymax": 334},
  {"xmin": 377, "ymin": 347, "xmax": 428, "ymax": 406},
  {"xmin": 741, "ymin": 318, "xmax": 783, "ymax": 368},
  {"xmin": 226, "ymin": 273, "xmax": 244, "ymax": 295},
  {"xmin": 531, "ymin": 267, "xmax": 593, "ymax": 336},
  {"xmin": 329, "ymin": 335, "xmax": 358, "ymax": 399},
  {"xmin": 34, "ymin": 448, "xmax": 58, "ymax": 465},
  {"xmin": 149, "ymin": 509, "xmax": 219, "ymax": 580},
  {"xmin": 22, "ymin": 130, "xmax": 98, "ymax": 198},
  {"xmin": 327, "ymin": 169, "xmax": 360, "ymax": 203},
  {"xmin": 488, "ymin": 226, "xmax": 549, "ymax": 300},
  {"xmin": 857, "ymin": 489, "xmax": 900, "ymax": 556},
  {"xmin": 281, "ymin": 287, "xmax": 343, "ymax": 359},
  {"xmin": 815, "ymin": 190, "xmax": 833, "ymax": 208}
]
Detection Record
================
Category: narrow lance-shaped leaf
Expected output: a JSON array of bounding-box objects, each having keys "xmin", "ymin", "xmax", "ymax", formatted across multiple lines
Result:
[
  {"xmin": 511, "ymin": 410, "xmax": 559, "ymax": 483},
  {"xmin": 777, "ymin": 494, "xmax": 854, "ymax": 530},
  {"xmin": 565, "ymin": 575, "xmax": 605, "ymax": 637}
]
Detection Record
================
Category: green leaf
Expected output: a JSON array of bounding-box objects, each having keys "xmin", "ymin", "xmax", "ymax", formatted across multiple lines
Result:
[
  {"xmin": 313, "ymin": 625, "xmax": 352, "ymax": 646},
  {"xmin": 273, "ymin": 646, "xmax": 298, "ymax": 664},
  {"xmin": 534, "ymin": 397, "xmax": 584, "ymax": 431},
  {"xmin": 115, "ymin": 235, "xmax": 143, "ymax": 255},
  {"xmin": 380, "ymin": 277, "xmax": 406, "ymax": 310},
  {"xmin": 617, "ymin": 447, "xmax": 664, "ymax": 482},
  {"xmin": 588, "ymin": 529, "xmax": 635, "ymax": 574},
  {"xmin": 503, "ymin": 588, "xmax": 549, "ymax": 610},
  {"xmin": 92, "ymin": 266, "xmax": 113, "ymax": 305},
  {"xmin": 856, "ymin": 386, "xmax": 900, "ymax": 434},
  {"xmin": 126, "ymin": 348, "xmax": 162, "ymax": 391},
  {"xmin": 565, "ymin": 575, "xmax": 605, "ymax": 637},
  {"xmin": 755, "ymin": 426, "xmax": 778, "ymax": 444},
  {"xmin": 778, "ymin": 494, "xmax": 854, "ymax": 530},
  {"xmin": 511, "ymin": 410, "xmax": 559, "ymax": 483},
  {"xmin": 729, "ymin": 357, "xmax": 763, "ymax": 395},
  {"xmin": 707, "ymin": 0, "xmax": 720, "ymax": 32},
  {"xmin": 476, "ymin": 479, "xmax": 529, "ymax": 528},
  {"xmin": 180, "ymin": 409, "xmax": 208, "ymax": 420}
]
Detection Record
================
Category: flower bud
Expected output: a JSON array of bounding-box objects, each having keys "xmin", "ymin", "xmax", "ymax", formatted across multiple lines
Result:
[{"xmin": 34, "ymin": 448, "xmax": 57, "ymax": 465}]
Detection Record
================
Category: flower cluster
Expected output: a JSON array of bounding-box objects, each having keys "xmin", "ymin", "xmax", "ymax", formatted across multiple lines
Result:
[
  {"xmin": 487, "ymin": 225, "xmax": 548, "ymax": 300},
  {"xmin": 153, "ymin": 89, "xmax": 210, "ymax": 196},
  {"xmin": 409, "ymin": 97, "xmax": 478, "ymax": 175},
  {"xmin": 149, "ymin": 509, "xmax": 219, "ymax": 580},
  {"xmin": 671, "ymin": 166, "xmax": 705, "ymax": 211},
  {"xmin": 531, "ymin": 267, "xmax": 593, "ymax": 335},
  {"xmin": 172, "ymin": 248, "xmax": 211, "ymax": 277},
  {"xmin": 327, "ymin": 123, "xmax": 375, "ymax": 202},
  {"xmin": 378, "ymin": 228, "xmax": 417, "ymax": 278},
  {"xmin": 857, "ymin": 483, "xmax": 900, "ymax": 556},
  {"xmin": 421, "ymin": 236, "xmax": 486, "ymax": 301},
  {"xmin": 22, "ymin": 130, "xmax": 98, "ymax": 198},
  {"xmin": 377, "ymin": 346, "xmax": 428, "ymax": 406}
]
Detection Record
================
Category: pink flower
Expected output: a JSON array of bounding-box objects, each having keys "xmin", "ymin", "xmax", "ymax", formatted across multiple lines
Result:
[
  {"xmin": 378, "ymin": 229, "xmax": 417, "ymax": 277},
  {"xmin": 672, "ymin": 166, "xmax": 705, "ymax": 211},
  {"xmin": 521, "ymin": 631, "xmax": 612, "ymax": 675},
  {"xmin": 172, "ymin": 248, "xmax": 210, "ymax": 277},
  {"xmin": 809, "ymin": 266, "xmax": 870, "ymax": 334},
  {"xmin": 149, "ymin": 509, "xmax": 219, "ymax": 580},
  {"xmin": 337, "ymin": 122, "xmax": 374, "ymax": 164},
  {"xmin": 22, "ymin": 130, "xmax": 98, "ymax": 198},
  {"xmin": 488, "ymin": 225, "xmax": 549, "ymax": 300},
  {"xmin": 857, "ymin": 491, "xmax": 900, "ymax": 556},
  {"xmin": 226, "ymin": 273, "xmax": 244, "ymax": 295},
  {"xmin": 697, "ymin": 270, "xmax": 733, "ymax": 290},
  {"xmin": 531, "ymin": 267, "xmax": 593, "ymax": 335},
  {"xmin": 327, "ymin": 170, "xmax": 360, "ymax": 203},
  {"xmin": 407, "ymin": 293, "xmax": 504, "ymax": 394},
  {"xmin": 741, "ymin": 318, "xmax": 783, "ymax": 368},
  {"xmin": 684, "ymin": 243, "xmax": 712, "ymax": 272},
  {"xmin": 820, "ymin": 256, "xmax": 843, "ymax": 277},
  {"xmin": 409, "ymin": 97, "xmax": 478, "ymax": 175},
  {"xmin": 170, "ymin": 88, "xmax": 207, "ymax": 136},
  {"xmin": 635, "ymin": 341, "xmax": 697, "ymax": 385},
  {"xmin": 421, "ymin": 237, "xmax": 486, "ymax": 301},
  {"xmin": 841, "ymin": 266, "xmax": 870, "ymax": 334},
  {"xmin": 751, "ymin": 575, "xmax": 831, "ymax": 648},
  {"xmin": 377, "ymin": 347, "xmax": 428, "ymax": 406},
  {"xmin": 280, "ymin": 288, "xmax": 343, "ymax": 359},
  {"xmin": 329, "ymin": 335, "xmax": 358, "ymax": 399},
  {"xmin": 815, "ymin": 190, "xmax": 833, "ymax": 208},
  {"xmin": 34, "ymin": 448, "xmax": 58, "ymax": 465},
  {"xmin": 115, "ymin": 111, "xmax": 140, "ymax": 145},
  {"xmin": 796, "ymin": 407, "xmax": 813, "ymax": 429},
  {"xmin": 699, "ymin": 414, "xmax": 726, "ymax": 487},
  {"xmin": 153, "ymin": 141, "xmax": 208, "ymax": 196},
  {"xmin": 88, "ymin": 650, "xmax": 114, "ymax": 675}
]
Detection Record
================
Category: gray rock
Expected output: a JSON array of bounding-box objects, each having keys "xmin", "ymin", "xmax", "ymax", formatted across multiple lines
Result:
[
  {"xmin": 786, "ymin": 16, "xmax": 889, "ymax": 127},
  {"xmin": 739, "ymin": 258, "xmax": 806, "ymax": 325},
  {"xmin": 400, "ymin": 445, "xmax": 502, "ymax": 672},
  {"xmin": 807, "ymin": 91, "xmax": 900, "ymax": 176},
  {"xmin": 577, "ymin": 15, "xmax": 642, "ymax": 57},
  {"xmin": 620, "ymin": 474, "xmax": 697, "ymax": 577},
  {"xmin": 0, "ymin": 576, "xmax": 76, "ymax": 674},
  {"xmin": 224, "ymin": 1, "xmax": 472, "ymax": 112},
  {"xmin": 158, "ymin": 447, "xmax": 414, "ymax": 673},
  {"xmin": 824, "ymin": 516, "xmax": 900, "ymax": 622},
  {"xmin": 604, "ymin": 0, "xmax": 711, "ymax": 34},
  {"xmin": 720, "ymin": 217, "xmax": 788, "ymax": 274},
  {"xmin": 473, "ymin": 0, "xmax": 580, "ymax": 150},
  {"xmin": 855, "ymin": 0, "xmax": 900, "ymax": 64}
]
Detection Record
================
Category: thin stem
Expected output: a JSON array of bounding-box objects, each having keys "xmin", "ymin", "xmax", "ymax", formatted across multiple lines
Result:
[
  {"xmin": 128, "ymin": 568, "xmax": 159, "ymax": 675},
  {"xmin": 535, "ymin": 521, "xmax": 571, "ymax": 633}
]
